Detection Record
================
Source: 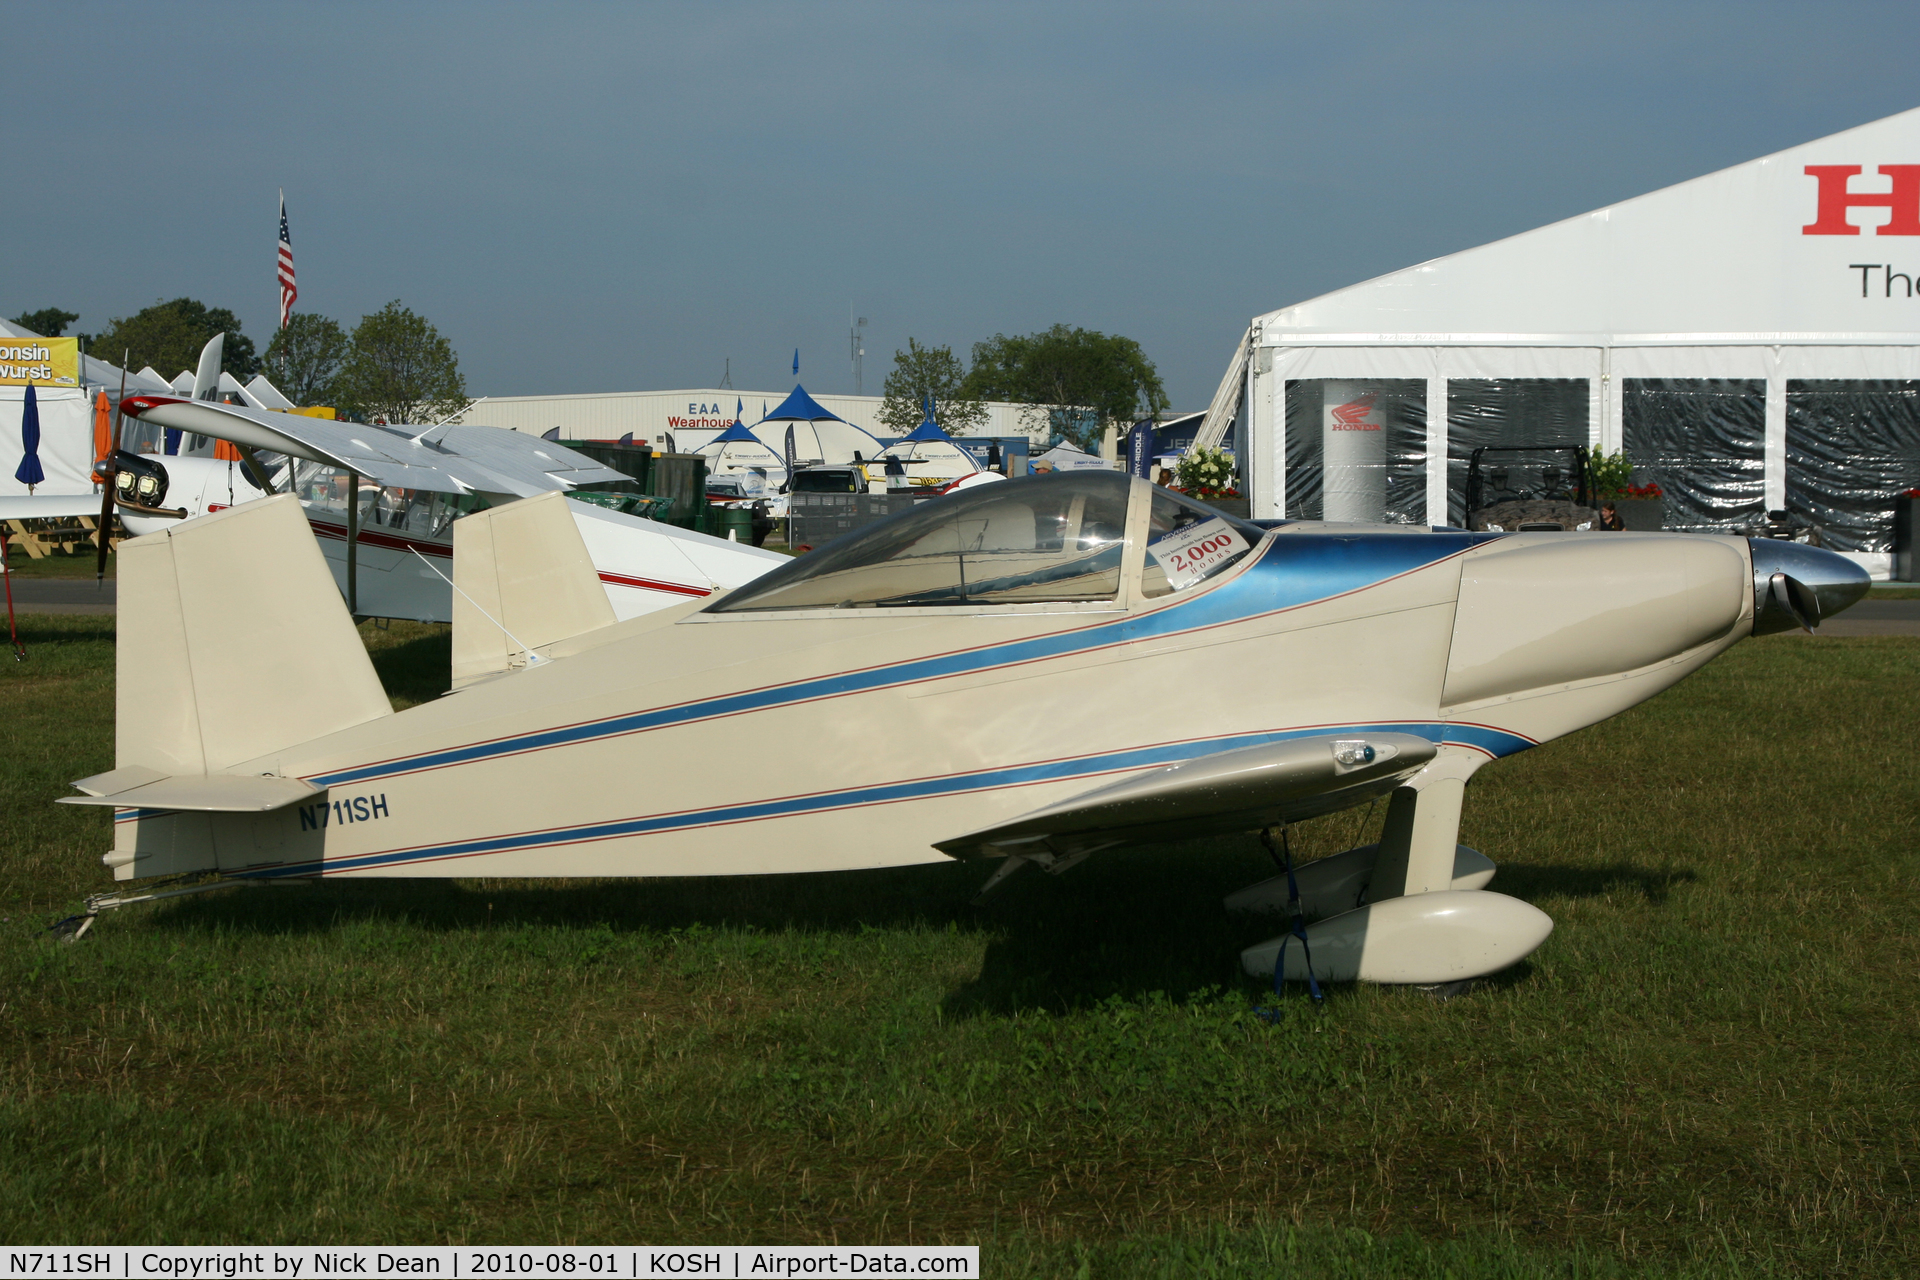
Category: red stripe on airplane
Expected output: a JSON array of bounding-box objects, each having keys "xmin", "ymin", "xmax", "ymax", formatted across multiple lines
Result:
[
  {"xmin": 307, "ymin": 518, "xmax": 454, "ymax": 558},
  {"xmin": 597, "ymin": 571, "xmax": 711, "ymax": 597}
]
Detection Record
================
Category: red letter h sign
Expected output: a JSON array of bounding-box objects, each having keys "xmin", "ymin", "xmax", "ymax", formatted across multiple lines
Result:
[{"xmin": 1803, "ymin": 165, "xmax": 1920, "ymax": 235}]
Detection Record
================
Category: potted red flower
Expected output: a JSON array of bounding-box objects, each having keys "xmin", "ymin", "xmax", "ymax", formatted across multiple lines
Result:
[
  {"xmin": 1614, "ymin": 481, "xmax": 1665, "ymax": 532},
  {"xmin": 1896, "ymin": 487, "xmax": 1920, "ymax": 581}
]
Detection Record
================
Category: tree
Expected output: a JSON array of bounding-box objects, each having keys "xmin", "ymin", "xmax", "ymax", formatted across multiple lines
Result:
[
  {"xmin": 12, "ymin": 308, "xmax": 78, "ymax": 337},
  {"xmin": 92, "ymin": 298, "xmax": 260, "ymax": 380},
  {"xmin": 877, "ymin": 338, "xmax": 989, "ymax": 437},
  {"xmin": 336, "ymin": 301, "xmax": 468, "ymax": 425},
  {"xmin": 962, "ymin": 324, "xmax": 1168, "ymax": 451},
  {"xmin": 263, "ymin": 313, "xmax": 349, "ymax": 407}
]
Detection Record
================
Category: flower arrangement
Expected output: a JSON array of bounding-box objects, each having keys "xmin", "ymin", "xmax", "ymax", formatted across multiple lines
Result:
[
  {"xmin": 1587, "ymin": 447, "xmax": 1660, "ymax": 502},
  {"xmin": 1174, "ymin": 446, "xmax": 1239, "ymax": 499},
  {"xmin": 1585, "ymin": 447, "xmax": 1633, "ymax": 499},
  {"xmin": 1902, "ymin": 487, "xmax": 1920, "ymax": 499}
]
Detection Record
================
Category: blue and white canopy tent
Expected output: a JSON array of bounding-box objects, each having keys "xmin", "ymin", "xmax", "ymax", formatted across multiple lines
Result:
[
  {"xmin": 696, "ymin": 401, "xmax": 788, "ymax": 491},
  {"xmin": 877, "ymin": 399, "xmax": 982, "ymax": 486},
  {"xmin": 749, "ymin": 383, "xmax": 882, "ymax": 467}
]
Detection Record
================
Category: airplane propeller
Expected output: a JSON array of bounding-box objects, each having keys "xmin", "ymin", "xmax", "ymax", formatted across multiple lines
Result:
[
  {"xmin": 96, "ymin": 353, "xmax": 128, "ymax": 584},
  {"xmin": 1748, "ymin": 538, "xmax": 1865, "ymax": 636},
  {"xmin": 1769, "ymin": 571, "xmax": 1822, "ymax": 634}
]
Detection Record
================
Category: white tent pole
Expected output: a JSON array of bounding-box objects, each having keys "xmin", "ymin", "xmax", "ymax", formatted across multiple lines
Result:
[
  {"xmin": 1193, "ymin": 325, "xmax": 1252, "ymax": 452},
  {"xmin": 1426, "ymin": 362, "xmax": 1447, "ymax": 526}
]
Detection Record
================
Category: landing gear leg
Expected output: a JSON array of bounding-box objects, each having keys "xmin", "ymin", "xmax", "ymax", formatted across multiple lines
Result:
[{"xmin": 1236, "ymin": 749, "xmax": 1552, "ymax": 984}]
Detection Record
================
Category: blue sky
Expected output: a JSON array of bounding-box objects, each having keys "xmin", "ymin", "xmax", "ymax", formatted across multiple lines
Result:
[{"xmin": 6, "ymin": 1, "xmax": 1919, "ymax": 408}]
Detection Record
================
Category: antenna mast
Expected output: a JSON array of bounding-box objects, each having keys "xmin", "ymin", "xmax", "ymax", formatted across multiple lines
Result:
[{"xmin": 849, "ymin": 308, "xmax": 868, "ymax": 395}]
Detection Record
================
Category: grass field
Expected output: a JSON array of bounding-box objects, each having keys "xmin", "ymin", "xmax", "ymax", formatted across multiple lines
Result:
[{"xmin": 1, "ymin": 614, "xmax": 1915, "ymax": 1277}]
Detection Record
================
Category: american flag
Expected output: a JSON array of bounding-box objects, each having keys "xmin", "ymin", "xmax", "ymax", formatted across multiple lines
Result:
[{"xmin": 277, "ymin": 190, "xmax": 297, "ymax": 328}]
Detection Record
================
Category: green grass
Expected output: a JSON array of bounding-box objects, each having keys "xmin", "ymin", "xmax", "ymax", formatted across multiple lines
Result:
[
  {"xmin": 1, "ymin": 549, "xmax": 115, "ymax": 579},
  {"xmin": 1, "ymin": 617, "xmax": 1916, "ymax": 1276}
]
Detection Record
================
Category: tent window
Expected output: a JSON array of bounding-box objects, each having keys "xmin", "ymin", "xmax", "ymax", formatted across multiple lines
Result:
[
  {"xmin": 709, "ymin": 471, "xmax": 1131, "ymax": 611},
  {"xmin": 1283, "ymin": 380, "xmax": 1426, "ymax": 522},
  {"xmin": 1786, "ymin": 380, "xmax": 1920, "ymax": 552},
  {"xmin": 1446, "ymin": 379, "xmax": 1588, "ymax": 526},
  {"xmin": 1621, "ymin": 379, "xmax": 1765, "ymax": 533}
]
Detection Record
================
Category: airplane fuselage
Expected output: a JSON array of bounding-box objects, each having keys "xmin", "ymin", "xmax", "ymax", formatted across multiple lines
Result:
[{"xmin": 113, "ymin": 519, "xmax": 1756, "ymax": 883}]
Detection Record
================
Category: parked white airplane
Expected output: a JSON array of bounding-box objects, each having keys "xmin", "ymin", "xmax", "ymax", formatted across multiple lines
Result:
[
  {"xmin": 109, "ymin": 391, "xmax": 784, "ymax": 622},
  {"xmin": 3, "ymin": 330, "xmax": 778, "ymax": 619},
  {"xmin": 65, "ymin": 471, "xmax": 1869, "ymax": 984}
]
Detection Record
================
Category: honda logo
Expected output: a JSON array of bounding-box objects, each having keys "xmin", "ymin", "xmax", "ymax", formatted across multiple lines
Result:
[{"xmin": 1803, "ymin": 165, "xmax": 1920, "ymax": 235}]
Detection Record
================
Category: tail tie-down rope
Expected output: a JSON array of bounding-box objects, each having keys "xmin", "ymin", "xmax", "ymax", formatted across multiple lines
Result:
[
  {"xmin": 2, "ymin": 536, "xmax": 23, "ymax": 661},
  {"xmin": 1258, "ymin": 824, "xmax": 1323, "ymax": 1015}
]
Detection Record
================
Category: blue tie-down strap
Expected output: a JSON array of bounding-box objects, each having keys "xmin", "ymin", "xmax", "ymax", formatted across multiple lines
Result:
[
  {"xmin": 1274, "ymin": 916, "xmax": 1323, "ymax": 1004},
  {"xmin": 1256, "ymin": 826, "xmax": 1324, "ymax": 1016}
]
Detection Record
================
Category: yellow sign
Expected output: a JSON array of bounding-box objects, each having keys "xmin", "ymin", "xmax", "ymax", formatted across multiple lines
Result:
[{"xmin": 0, "ymin": 337, "xmax": 79, "ymax": 387}]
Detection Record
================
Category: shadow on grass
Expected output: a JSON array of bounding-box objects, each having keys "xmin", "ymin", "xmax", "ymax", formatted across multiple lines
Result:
[
  {"xmin": 1493, "ymin": 862, "xmax": 1697, "ymax": 905},
  {"xmin": 135, "ymin": 837, "xmax": 1696, "ymax": 1017},
  {"xmin": 1, "ymin": 613, "xmax": 115, "ymax": 648},
  {"xmin": 141, "ymin": 836, "xmax": 1286, "ymax": 1012},
  {"xmin": 361, "ymin": 625, "xmax": 452, "ymax": 707}
]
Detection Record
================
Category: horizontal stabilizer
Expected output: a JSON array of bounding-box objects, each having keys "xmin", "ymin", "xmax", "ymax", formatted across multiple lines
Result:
[
  {"xmin": 935, "ymin": 732, "xmax": 1436, "ymax": 861},
  {"xmin": 61, "ymin": 769, "xmax": 321, "ymax": 813}
]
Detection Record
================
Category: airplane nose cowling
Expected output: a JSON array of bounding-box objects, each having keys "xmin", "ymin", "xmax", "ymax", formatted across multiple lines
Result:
[
  {"xmin": 1443, "ymin": 536, "xmax": 1749, "ymax": 708},
  {"xmin": 1749, "ymin": 540, "xmax": 1871, "ymax": 635}
]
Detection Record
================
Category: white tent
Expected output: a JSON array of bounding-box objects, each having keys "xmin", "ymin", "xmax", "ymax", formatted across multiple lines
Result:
[
  {"xmin": 245, "ymin": 374, "xmax": 295, "ymax": 409},
  {"xmin": 750, "ymin": 383, "xmax": 883, "ymax": 467},
  {"xmin": 1214, "ymin": 105, "xmax": 1920, "ymax": 576},
  {"xmin": 0, "ymin": 320, "xmax": 99, "ymax": 498},
  {"xmin": 696, "ymin": 415, "xmax": 788, "ymax": 489},
  {"xmin": 877, "ymin": 408, "xmax": 981, "ymax": 485},
  {"xmin": 0, "ymin": 386, "xmax": 93, "ymax": 498}
]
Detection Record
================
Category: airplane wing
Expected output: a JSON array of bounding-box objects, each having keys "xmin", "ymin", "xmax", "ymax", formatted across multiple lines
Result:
[
  {"xmin": 934, "ymin": 732, "xmax": 1437, "ymax": 862},
  {"xmin": 431, "ymin": 425, "xmax": 634, "ymax": 494},
  {"xmin": 117, "ymin": 396, "xmax": 630, "ymax": 497},
  {"xmin": 0, "ymin": 492, "xmax": 108, "ymax": 520}
]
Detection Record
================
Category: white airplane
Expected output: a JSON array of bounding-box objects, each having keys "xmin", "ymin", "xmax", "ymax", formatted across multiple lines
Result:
[
  {"xmin": 3, "ymin": 331, "xmax": 780, "ymax": 621},
  {"xmin": 107, "ymin": 380, "xmax": 784, "ymax": 623},
  {"xmin": 65, "ymin": 470, "xmax": 1871, "ymax": 981}
]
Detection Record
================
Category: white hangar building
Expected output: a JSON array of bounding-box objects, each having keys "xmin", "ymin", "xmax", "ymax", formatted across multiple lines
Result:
[
  {"xmin": 462, "ymin": 387, "xmax": 1047, "ymax": 449},
  {"xmin": 1203, "ymin": 105, "xmax": 1920, "ymax": 577}
]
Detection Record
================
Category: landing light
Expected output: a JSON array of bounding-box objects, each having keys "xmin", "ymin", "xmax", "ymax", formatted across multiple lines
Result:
[{"xmin": 1331, "ymin": 740, "xmax": 1376, "ymax": 767}]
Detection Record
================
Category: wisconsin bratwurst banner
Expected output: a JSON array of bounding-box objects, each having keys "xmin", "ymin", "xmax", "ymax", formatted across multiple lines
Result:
[{"xmin": 0, "ymin": 336, "xmax": 79, "ymax": 387}]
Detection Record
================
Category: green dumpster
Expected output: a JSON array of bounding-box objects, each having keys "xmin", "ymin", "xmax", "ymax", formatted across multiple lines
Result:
[{"xmin": 709, "ymin": 506, "xmax": 755, "ymax": 544}]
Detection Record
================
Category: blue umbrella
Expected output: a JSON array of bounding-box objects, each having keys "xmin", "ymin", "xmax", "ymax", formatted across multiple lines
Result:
[{"xmin": 14, "ymin": 384, "xmax": 45, "ymax": 493}]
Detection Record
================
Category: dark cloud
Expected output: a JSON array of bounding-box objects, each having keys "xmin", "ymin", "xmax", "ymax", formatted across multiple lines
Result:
[{"xmin": 6, "ymin": 1, "xmax": 1917, "ymax": 405}]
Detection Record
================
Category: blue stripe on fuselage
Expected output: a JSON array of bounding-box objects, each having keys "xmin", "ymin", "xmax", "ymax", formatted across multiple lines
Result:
[
  {"xmin": 310, "ymin": 530, "xmax": 1494, "ymax": 789},
  {"xmin": 247, "ymin": 716, "xmax": 1533, "ymax": 878}
]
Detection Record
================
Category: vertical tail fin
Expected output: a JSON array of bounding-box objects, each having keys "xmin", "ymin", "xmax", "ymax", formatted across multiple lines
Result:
[
  {"xmin": 451, "ymin": 491, "xmax": 615, "ymax": 688},
  {"xmin": 116, "ymin": 493, "xmax": 391, "ymax": 776}
]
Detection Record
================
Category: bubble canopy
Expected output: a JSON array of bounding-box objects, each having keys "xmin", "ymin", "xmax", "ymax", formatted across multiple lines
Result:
[{"xmin": 708, "ymin": 472, "xmax": 1262, "ymax": 613}]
